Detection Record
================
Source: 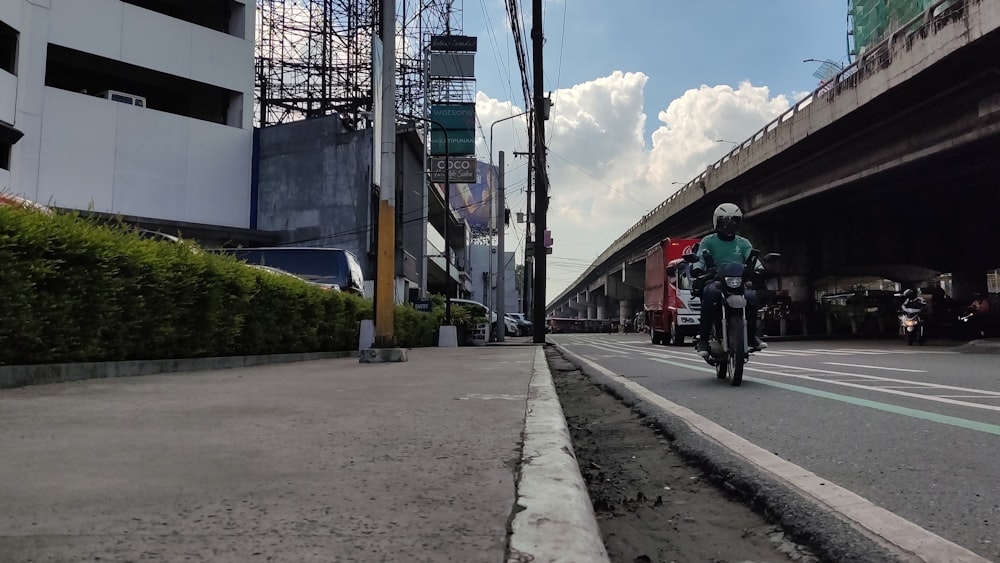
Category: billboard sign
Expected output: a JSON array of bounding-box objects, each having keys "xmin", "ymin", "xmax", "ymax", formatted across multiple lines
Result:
[
  {"xmin": 430, "ymin": 35, "xmax": 478, "ymax": 52},
  {"xmin": 429, "ymin": 130, "xmax": 475, "ymax": 156},
  {"xmin": 430, "ymin": 103, "xmax": 475, "ymax": 130},
  {"xmin": 430, "ymin": 156, "xmax": 477, "ymax": 183},
  {"xmin": 436, "ymin": 161, "xmax": 498, "ymax": 231},
  {"xmin": 429, "ymin": 53, "xmax": 475, "ymax": 78}
]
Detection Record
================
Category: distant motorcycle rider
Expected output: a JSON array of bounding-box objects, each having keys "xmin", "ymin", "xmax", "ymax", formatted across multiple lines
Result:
[
  {"xmin": 900, "ymin": 289, "xmax": 926, "ymax": 313},
  {"xmin": 693, "ymin": 203, "xmax": 767, "ymax": 357}
]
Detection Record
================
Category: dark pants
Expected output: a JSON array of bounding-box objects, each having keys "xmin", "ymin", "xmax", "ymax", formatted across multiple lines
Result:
[{"xmin": 698, "ymin": 282, "xmax": 760, "ymax": 341}]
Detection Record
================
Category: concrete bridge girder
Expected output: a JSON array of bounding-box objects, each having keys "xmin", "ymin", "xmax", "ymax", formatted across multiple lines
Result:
[
  {"xmin": 605, "ymin": 272, "xmax": 643, "ymax": 302},
  {"xmin": 587, "ymin": 277, "xmax": 606, "ymax": 294},
  {"xmin": 623, "ymin": 261, "xmax": 645, "ymax": 290},
  {"xmin": 547, "ymin": 9, "xmax": 1000, "ymax": 319}
]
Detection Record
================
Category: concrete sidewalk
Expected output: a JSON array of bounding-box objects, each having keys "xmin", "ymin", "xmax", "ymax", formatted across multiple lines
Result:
[{"xmin": 0, "ymin": 344, "xmax": 608, "ymax": 563}]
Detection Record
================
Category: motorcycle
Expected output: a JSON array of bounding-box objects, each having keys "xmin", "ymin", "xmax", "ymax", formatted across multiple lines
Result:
[
  {"xmin": 687, "ymin": 249, "xmax": 779, "ymax": 386},
  {"xmin": 895, "ymin": 292, "xmax": 926, "ymax": 345}
]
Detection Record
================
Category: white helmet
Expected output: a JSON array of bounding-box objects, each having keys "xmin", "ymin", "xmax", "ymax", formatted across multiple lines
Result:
[{"xmin": 713, "ymin": 203, "xmax": 743, "ymax": 238}]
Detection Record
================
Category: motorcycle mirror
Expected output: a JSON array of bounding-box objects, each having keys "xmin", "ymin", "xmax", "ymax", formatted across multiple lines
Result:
[{"xmin": 762, "ymin": 252, "xmax": 781, "ymax": 261}]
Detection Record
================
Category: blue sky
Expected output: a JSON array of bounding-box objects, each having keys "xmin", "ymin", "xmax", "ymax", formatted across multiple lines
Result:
[{"xmin": 453, "ymin": 1, "xmax": 851, "ymax": 301}]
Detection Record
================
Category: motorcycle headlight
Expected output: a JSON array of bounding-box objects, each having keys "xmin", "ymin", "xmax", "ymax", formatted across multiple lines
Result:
[
  {"xmin": 904, "ymin": 319, "xmax": 916, "ymax": 327},
  {"xmin": 724, "ymin": 276, "xmax": 742, "ymax": 289}
]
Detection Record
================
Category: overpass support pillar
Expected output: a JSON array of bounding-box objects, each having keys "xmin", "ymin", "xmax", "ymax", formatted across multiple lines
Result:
[
  {"xmin": 619, "ymin": 301, "xmax": 634, "ymax": 333},
  {"xmin": 606, "ymin": 274, "xmax": 641, "ymax": 331},
  {"xmin": 778, "ymin": 275, "xmax": 815, "ymax": 336},
  {"xmin": 952, "ymin": 270, "xmax": 989, "ymax": 301}
]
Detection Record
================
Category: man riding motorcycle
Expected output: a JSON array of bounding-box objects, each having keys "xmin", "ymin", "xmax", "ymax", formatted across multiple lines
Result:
[
  {"xmin": 900, "ymin": 289, "xmax": 927, "ymax": 314},
  {"xmin": 898, "ymin": 288, "xmax": 927, "ymax": 342},
  {"xmin": 693, "ymin": 203, "xmax": 768, "ymax": 357}
]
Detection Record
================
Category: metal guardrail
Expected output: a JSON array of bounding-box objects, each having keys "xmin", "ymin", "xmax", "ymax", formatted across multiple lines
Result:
[{"xmin": 551, "ymin": 0, "xmax": 975, "ymax": 307}]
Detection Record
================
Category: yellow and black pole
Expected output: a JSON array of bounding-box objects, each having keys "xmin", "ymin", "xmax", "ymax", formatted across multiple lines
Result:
[{"xmin": 360, "ymin": 0, "xmax": 406, "ymax": 362}]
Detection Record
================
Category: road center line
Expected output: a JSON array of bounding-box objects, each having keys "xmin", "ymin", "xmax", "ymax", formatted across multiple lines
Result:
[
  {"xmin": 556, "ymin": 344, "xmax": 991, "ymax": 563},
  {"xmin": 824, "ymin": 362, "xmax": 926, "ymax": 372}
]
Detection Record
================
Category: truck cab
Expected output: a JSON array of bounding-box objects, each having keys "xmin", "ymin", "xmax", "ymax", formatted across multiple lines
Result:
[{"xmin": 664, "ymin": 256, "xmax": 701, "ymax": 344}]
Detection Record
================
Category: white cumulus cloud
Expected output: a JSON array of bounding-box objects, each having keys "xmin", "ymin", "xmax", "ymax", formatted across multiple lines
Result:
[{"xmin": 476, "ymin": 74, "xmax": 791, "ymax": 298}]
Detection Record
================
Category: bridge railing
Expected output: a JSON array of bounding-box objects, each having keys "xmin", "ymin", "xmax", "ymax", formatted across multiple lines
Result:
[
  {"xmin": 552, "ymin": 0, "xmax": 976, "ymax": 308},
  {"xmin": 610, "ymin": 0, "xmax": 970, "ymax": 246}
]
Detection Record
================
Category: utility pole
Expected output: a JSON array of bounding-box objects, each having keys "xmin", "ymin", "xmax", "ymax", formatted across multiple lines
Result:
[
  {"xmin": 361, "ymin": 0, "xmax": 406, "ymax": 362},
  {"xmin": 495, "ymin": 150, "xmax": 506, "ymax": 342},
  {"xmin": 531, "ymin": 0, "xmax": 547, "ymax": 344},
  {"xmin": 513, "ymin": 146, "xmax": 532, "ymax": 320}
]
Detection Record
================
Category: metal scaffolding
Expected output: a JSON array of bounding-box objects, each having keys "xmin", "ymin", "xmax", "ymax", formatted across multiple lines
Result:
[{"xmin": 255, "ymin": 0, "xmax": 460, "ymax": 129}]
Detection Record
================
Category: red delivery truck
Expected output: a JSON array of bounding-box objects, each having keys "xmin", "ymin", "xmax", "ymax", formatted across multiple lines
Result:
[{"xmin": 644, "ymin": 238, "xmax": 701, "ymax": 345}]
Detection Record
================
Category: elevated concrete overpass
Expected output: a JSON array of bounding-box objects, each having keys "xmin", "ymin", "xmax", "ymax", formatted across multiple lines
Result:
[{"xmin": 547, "ymin": 0, "xmax": 1000, "ymax": 328}]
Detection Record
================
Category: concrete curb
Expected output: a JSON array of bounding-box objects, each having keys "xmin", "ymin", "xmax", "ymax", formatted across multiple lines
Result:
[
  {"xmin": 0, "ymin": 351, "xmax": 357, "ymax": 389},
  {"xmin": 507, "ymin": 345, "xmax": 610, "ymax": 563}
]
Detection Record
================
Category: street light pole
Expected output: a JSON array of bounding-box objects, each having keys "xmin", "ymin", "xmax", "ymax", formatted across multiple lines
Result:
[
  {"xmin": 407, "ymin": 115, "xmax": 452, "ymax": 325},
  {"xmin": 802, "ymin": 58, "xmax": 844, "ymax": 69},
  {"xmin": 489, "ymin": 111, "xmax": 528, "ymax": 337},
  {"xmin": 489, "ymin": 111, "xmax": 529, "ymax": 169}
]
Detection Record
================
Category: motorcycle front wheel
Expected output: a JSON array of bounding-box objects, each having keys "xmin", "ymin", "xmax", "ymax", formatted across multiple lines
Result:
[
  {"xmin": 727, "ymin": 315, "xmax": 746, "ymax": 386},
  {"xmin": 708, "ymin": 327, "xmax": 727, "ymax": 379}
]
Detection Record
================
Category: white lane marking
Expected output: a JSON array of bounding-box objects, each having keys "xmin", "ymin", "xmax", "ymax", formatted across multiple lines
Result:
[
  {"xmin": 457, "ymin": 394, "xmax": 522, "ymax": 401},
  {"xmin": 873, "ymin": 386, "xmax": 945, "ymax": 390},
  {"xmin": 744, "ymin": 362, "xmax": 1000, "ymax": 413},
  {"xmin": 561, "ymin": 337, "xmax": 1000, "ymax": 412},
  {"xmin": 555, "ymin": 343, "xmax": 991, "ymax": 563},
  {"xmin": 753, "ymin": 350, "xmax": 815, "ymax": 357},
  {"xmin": 824, "ymin": 362, "xmax": 927, "ymax": 373}
]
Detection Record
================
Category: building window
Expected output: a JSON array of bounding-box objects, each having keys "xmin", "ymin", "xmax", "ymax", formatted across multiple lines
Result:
[
  {"xmin": 45, "ymin": 44, "xmax": 244, "ymax": 127},
  {"xmin": 122, "ymin": 0, "xmax": 245, "ymax": 38},
  {"xmin": 0, "ymin": 142, "xmax": 10, "ymax": 170},
  {"xmin": 0, "ymin": 20, "xmax": 17, "ymax": 75}
]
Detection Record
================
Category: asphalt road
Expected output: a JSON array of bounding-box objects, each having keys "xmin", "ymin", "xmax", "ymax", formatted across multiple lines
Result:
[{"xmin": 551, "ymin": 334, "xmax": 1000, "ymax": 562}]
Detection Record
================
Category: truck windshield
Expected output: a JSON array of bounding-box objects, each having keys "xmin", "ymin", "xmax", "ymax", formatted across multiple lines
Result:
[{"xmin": 676, "ymin": 263, "xmax": 692, "ymax": 291}]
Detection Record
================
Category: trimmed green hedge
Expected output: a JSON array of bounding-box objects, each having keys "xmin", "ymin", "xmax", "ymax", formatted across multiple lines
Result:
[{"xmin": 0, "ymin": 206, "xmax": 451, "ymax": 365}]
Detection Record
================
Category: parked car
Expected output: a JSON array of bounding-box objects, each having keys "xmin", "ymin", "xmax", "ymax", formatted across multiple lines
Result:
[
  {"xmin": 447, "ymin": 298, "xmax": 520, "ymax": 339},
  {"xmin": 0, "ymin": 192, "xmax": 52, "ymax": 215},
  {"xmin": 221, "ymin": 247, "xmax": 366, "ymax": 297},
  {"xmin": 134, "ymin": 228, "xmax": 203, "ymax": 253},
  {"xmin": 505, "ymin": 312, "xmax": 532, "ymax": 336},
  {"xmin": 247, "ymin": 264, "xmax": 341, "ymax": 291}
]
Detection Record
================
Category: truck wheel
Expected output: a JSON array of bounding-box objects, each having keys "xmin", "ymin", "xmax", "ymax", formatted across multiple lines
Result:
[{"xmin": 670, "ymin": 320, "xmax": 684, "ymax": 346}]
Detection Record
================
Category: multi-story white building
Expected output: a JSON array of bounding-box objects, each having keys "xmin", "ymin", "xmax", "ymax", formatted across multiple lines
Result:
[{"xmin": 0, "ymin": 0, "xmax": 254, "ymax": 229}]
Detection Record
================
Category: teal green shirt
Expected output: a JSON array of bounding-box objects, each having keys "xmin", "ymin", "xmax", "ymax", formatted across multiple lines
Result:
[{"xmin": 695, "ymin": 233, "xmax": 758, "ymax": 271}]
